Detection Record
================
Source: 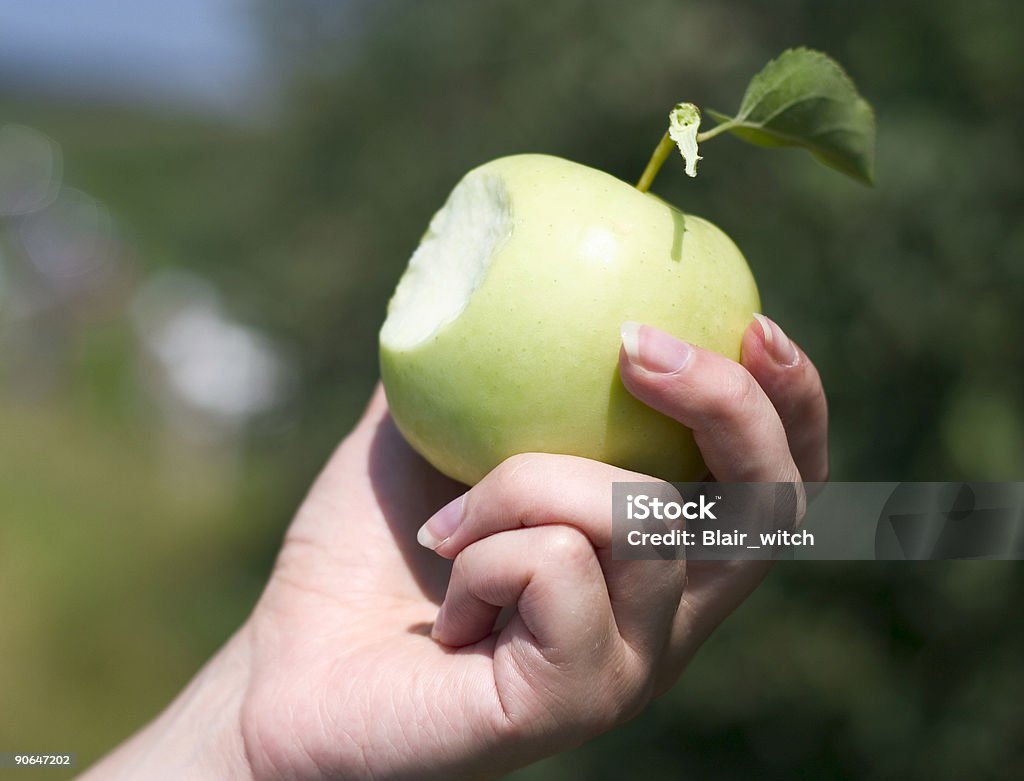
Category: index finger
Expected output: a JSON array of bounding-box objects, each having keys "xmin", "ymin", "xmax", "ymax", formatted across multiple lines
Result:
[
  {"xmin": 417, "ymin": 453, "xmax": 687, "ymax": 657},
  {"xmin": 618, "ymin": 321, "xmax": 802, "ymax": 484}
]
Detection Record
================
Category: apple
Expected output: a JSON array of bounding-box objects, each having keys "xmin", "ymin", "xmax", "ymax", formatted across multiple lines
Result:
[
  {"xmin": 378, "ymin": 50, "xmax": 875, "ymax": 486},
  {"xmin": 379, "ymin": 153, "xmax": 759, "ymax": 485}
]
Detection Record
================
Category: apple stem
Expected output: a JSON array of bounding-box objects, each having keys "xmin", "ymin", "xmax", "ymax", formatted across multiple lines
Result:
[
  {"xmin": 635, "ymin": 132, "xmax": 675, "ymax": 193},
  {"xmin": 696, "ymin": 121, "xmax": 738, "ymax": 144}
]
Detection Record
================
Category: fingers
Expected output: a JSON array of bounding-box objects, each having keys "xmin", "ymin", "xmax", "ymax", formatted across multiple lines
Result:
[
  {"xmin": 419, "ymin": 454, "xmax": 687, "ymax": 655},
  {"xmin": 419, "ymin": 454, "xmax": 657, "ymax": 552},
  {"xmin": 432, "ymin": 525, "xmax": 616, "ymax": 655},
  {"xmin": 741, "ymin": 315, "xmax": 829, "ymax": 484},
  {"xmin": 618, "ymin": 321, "xmax": 802, "ymax": 484},
  {"xmin": 436, "ymin": 525, "xmax": 652, "ymax": 739},
  {"xmin": 618, "ymin": 316, "xmax": 823, "ymax": 692},
  {"xmin": 425, "ymin": 314, "xmax": 826, "ymax": 704}
]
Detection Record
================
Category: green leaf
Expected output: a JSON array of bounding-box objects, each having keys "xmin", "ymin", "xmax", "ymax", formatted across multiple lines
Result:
[{"xmin": 707, "ymin": 48, "xmax": 876, "ymax": 185}]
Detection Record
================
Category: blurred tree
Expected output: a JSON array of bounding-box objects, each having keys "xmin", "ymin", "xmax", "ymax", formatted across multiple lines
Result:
[
  {"xmin": 247, "ymin": 0, "xmax": 1024, "ymax": 486},
  {"xmin": 244, "ymin": 2, "xmax": 1024, "ymax": 778},
  {"xmin": 2, "ymin": 0, "xmax": 1022, "ymax": 777}
]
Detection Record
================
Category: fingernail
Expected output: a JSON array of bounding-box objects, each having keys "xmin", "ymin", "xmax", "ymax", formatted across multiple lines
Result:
[
  {"xmin": 753, "ymin": 314, "xmax": 798, "ymax": 367},
  {"xmin": 417, "ymin": 494, "xmax": 465, "ymax": 550},
  {"xmin": 620, "ymin": 321, "xmax": 693, "ymax": 374}
]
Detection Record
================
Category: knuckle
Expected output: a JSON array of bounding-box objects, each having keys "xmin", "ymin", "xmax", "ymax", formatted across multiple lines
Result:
[
  {"xmin": 491, "ymin": 452, "xmax": 546, "ymax": 493},
  {"xmin": 488, "ymin": 453, "xmax": 584, "ymax": 528},
  {"xmin": 449, "ymin": 547, "xmax": 473, "ymax": 583},
  {"xmin": 702, "ymin": 367, "xmax": 761, "ymax": 425},
  {"xmin": 651, "ymin": 479, "xmax": 684, "ymax": 506},
  {"xmin": 538, "ymin": 525, "xmax": 593, "ymax": 569},
  {"xmin": 597, "ymin": 652, "xmax": 654, "ymax": 729}
]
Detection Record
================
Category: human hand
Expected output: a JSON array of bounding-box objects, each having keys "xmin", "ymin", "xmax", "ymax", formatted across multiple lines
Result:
[{"xmin": 80, "ymin": 314, "xmax": 827, "ymax": 780}]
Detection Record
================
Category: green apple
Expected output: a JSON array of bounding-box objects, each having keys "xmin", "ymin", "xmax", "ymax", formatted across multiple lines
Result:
[
  {"xmin": 379, "ymin": 153, "xmax": 759, "ymax": 485},
  {"xmin": 378, "ymin": 50, "xmax": 876, "ymax": 485}
]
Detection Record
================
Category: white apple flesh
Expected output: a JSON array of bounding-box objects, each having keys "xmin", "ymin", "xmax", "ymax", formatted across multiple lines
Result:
[{"xmin": 380, "ymin": 154, "xmax": 760, "ymax": 485}]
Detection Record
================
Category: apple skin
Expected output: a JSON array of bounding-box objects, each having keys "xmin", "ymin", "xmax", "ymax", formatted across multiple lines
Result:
[{"xmin": 380, "ymin": 154, "xmax": 760, "ymax": 485}]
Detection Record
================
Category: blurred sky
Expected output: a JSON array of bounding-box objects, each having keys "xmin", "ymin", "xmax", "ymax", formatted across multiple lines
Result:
[{"xmin": 0, "ymin": 0, "xmax": 272, "ymax": 119}]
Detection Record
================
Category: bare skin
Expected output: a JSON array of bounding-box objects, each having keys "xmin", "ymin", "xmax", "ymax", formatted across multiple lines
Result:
[{"xmin": 80, "ymin": 315, "xmax": 828, "ymax": 780}]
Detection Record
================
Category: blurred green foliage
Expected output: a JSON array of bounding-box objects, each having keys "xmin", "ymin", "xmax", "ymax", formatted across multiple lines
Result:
[{"xmin": 2, "ymin": 0, "xmax": 1023, "ymax": 778}]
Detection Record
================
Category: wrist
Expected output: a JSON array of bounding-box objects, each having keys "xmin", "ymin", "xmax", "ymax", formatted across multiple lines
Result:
[{"xmin": 78, "ymin": 627, "xmax": 253, "ymax": 780}]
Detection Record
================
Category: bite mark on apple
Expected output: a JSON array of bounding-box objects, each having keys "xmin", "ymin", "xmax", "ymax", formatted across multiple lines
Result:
[{"xmin": 380, "ymin": 171, "xmax": 513, "ymax": 350}]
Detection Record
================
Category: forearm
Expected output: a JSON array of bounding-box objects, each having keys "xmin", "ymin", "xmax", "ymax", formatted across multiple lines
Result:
[{"xmin": 78, "ymin": 629, "xmax": 253, "ymax": 780}]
